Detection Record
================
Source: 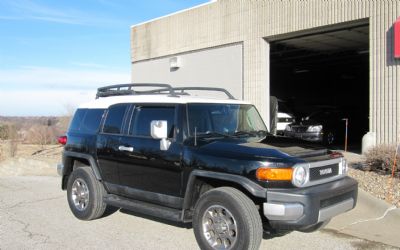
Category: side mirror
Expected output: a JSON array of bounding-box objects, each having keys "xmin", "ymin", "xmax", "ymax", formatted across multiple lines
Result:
[{"xmin": 150, "ymin": 120, "xmax": 171, "ymax": 151}]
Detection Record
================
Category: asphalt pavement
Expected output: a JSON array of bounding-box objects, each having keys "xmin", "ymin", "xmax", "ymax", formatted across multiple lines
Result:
[{"xmin": 0, "ymin": 176, "xmax": 398, "ymax": 250}]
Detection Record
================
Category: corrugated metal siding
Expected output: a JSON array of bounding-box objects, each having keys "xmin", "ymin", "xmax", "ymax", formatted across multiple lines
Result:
[{"xmin": 131, "ymin": 0, "xmax": 400, "ymax": 144}]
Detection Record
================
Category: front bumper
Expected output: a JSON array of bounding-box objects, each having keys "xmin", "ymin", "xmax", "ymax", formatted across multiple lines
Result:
[
  {"xmin": 263, "ymin": 176, "xmax": 358, "ymax": 230},
  {"xmin": 284, "ymin": 131, "xmax": 323, "ymax": 142}
]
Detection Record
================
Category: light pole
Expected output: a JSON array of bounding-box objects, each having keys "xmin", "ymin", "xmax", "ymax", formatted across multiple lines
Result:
[{"xmin": 342, "ymin": 118, "xmax": 348, "ymax": 152}]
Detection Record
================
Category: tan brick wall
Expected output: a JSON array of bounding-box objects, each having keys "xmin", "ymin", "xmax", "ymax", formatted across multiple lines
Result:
[{"xmin": 131, "ymin": 0, "xmax": 400, "ymax": 144}]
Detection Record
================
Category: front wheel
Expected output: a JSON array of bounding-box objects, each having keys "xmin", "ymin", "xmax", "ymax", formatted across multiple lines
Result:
[
  {"xmin": 193, "ymin": 187, "xmax": 262, "ymax": 250},
  {"xmin": 66, "ymin": 167, "xmax": 107, "ymax": 220}
]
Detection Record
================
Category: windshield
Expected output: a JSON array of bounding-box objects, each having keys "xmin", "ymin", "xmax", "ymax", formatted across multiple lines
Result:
[{"xmin": 187, "ymin": 104, "xmax": 267, "ymax": 136}]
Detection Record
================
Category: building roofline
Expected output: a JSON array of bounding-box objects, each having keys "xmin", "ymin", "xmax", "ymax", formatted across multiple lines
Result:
[{"xmin": 130, "ymin": 0, "xmax": 216, "ymax": 29}]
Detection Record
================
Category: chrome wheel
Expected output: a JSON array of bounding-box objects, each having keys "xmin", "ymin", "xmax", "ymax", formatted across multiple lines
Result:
[
  {"xmin": 202, "ymin": 205, "xmax": 238, "ymax": 250},
  {"xmin": 71, "ymin": 178, "xmax": 90, "ymax": 211}
]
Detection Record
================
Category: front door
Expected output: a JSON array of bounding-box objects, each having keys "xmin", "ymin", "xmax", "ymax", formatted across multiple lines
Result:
[{"xmin": 117, "ymin": 105, "xmax": 183, "ymax": 208}]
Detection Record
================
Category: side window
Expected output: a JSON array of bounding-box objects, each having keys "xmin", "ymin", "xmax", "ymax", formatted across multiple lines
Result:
[
  {"xmin": 102, "ymin": 104, "xmax": 129, "ymax": 134},
  {"xmin": 68, "ymin": 109, "xmax": 87, "ymax": 132},
  {"xmin": 80, "ymin": 109, "xmax": 105, "ymax": 133},
  {"xmin": 130, "ymin": 106, "xmax": 175, "ymax": 137}
]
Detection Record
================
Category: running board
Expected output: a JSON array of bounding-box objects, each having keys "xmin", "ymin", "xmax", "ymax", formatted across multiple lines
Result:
[{"xmin": 104, "ymin": 194, "xmax": 183, "ymax": 222}]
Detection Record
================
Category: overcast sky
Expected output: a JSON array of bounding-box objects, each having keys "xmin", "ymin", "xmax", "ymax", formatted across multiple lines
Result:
[{"xmin": 0, "ymin": 0, "xmax": 209, "ymax": 116}]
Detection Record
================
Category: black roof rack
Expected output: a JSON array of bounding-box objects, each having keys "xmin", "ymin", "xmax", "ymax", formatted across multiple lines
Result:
[
  {"xmin": 96, "ymin": 83, "xmax": 176, "ymax": 99},
  {"xmin": 96, "ymin": 84, "xmax": 236, "ymax": 100},
  {"xmin": 172, "ymin": 87, "xmax": 236, "ymax": 100}
]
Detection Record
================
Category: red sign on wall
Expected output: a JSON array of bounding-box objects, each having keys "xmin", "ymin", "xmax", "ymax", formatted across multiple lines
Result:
[{"xmin": 395, "ymin": 18, "xmax": 400, "ymax": 58}]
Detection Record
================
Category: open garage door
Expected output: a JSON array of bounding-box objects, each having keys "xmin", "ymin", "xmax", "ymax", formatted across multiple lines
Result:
[{"xmin": 269, "ymin": 23, "xmax": 369, "ymax": 152}]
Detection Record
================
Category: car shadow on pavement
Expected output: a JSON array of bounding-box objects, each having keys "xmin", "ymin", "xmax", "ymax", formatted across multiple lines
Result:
[
  {"xmin": 102, "ymin": 206, "xmax": 120, "ymax": 218},
  {"xmin": 263, "ymin": 230, "xmax": 292, "ymax": 240},
  {"xmin": 118, "ymin": 208, "xmax": 193, "ymax": 229}
]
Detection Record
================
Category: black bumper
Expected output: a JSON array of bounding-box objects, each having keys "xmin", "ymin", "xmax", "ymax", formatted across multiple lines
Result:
[{"xmin": 264, "ymin": 176, "xmax": 358, "ymax": 231}]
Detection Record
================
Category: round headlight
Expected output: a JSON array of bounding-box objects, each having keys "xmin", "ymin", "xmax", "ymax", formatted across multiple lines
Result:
[
  {"xmin": 292, "ymin": 166, "xmax": 307, "ymax": 187},
  {"xmin": 285, "ymin": 125, "xmax": 292, "ymax": 132}
]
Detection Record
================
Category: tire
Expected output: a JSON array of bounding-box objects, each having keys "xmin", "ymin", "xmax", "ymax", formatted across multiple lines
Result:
[
  {"xmin": 193, "ymin": 187, "xmax": 262, "ymax": 250},
  {"xmin": 66, "ymin": 167, "xmax": 107, "ymax": 220},
  {"xmin": 297, "ymin": 219, "xmax": 331, "ymax": 233}
]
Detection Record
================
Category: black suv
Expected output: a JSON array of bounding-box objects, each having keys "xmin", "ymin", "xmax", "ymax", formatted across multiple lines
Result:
[{"xmin": 58, "ymin": 84, "xmax": 358, "ymax": 250}]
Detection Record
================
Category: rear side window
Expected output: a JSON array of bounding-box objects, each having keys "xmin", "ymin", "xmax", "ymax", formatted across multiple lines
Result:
[
  {"xmin": 102, "ymin": 104, "xmax": 129, "ymax": 134},
  {"xmin": 68, "ymin": 109, "xmax": 105, "ymax": 133},
  {"xmin": 130, "ymin": 106, "xmax": 175, "ymax": 137},
  {"xmin": 68, "ymin": 109, "xmax": 86, "ymax": 132},
  {"xmin": 80, "ymin": 109, "xmax": 105, "ymax": 133}
]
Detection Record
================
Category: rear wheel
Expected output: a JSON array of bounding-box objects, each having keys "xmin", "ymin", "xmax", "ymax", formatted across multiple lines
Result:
[
  {"xmin": 67, "ymin": 167, "xmax": 107, "ymax": 220},
  {"xmin": 193, "ymin": 187, "xmax": 262, "ymax": 250}
]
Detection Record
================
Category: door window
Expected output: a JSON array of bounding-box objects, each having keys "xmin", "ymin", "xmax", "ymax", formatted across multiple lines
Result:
[{"xmin": 130, "ymin": 106, "xmax": 175, "ymax": 137}]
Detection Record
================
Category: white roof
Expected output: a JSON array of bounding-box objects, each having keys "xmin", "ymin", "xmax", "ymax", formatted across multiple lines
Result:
[{"xmin": 79, "ymin": 94, "xmax": 250, "ymax": 109}]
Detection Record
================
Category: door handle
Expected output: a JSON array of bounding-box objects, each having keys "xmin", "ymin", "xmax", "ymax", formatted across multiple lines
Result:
[{"xmin": 118, "ymin": 146, "xmax": 134, "ymax": 152}]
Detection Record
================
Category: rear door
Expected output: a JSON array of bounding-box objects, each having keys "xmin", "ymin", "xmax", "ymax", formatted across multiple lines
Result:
[
  {"xmin": 96, "ymin": 103, "xmax": 130, "ymax": 191},
  {"xmin": 118, "ymin": 104, "xmax": 183, "ymax": 208}
]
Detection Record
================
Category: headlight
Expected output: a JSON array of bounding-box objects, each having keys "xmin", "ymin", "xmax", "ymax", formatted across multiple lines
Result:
[
  {"xmin": 292, "ymin": 166, "xmax": 308, "ymax": 187},
  {"xmin": 306, "ymin": 125, "xmax": 322, "ymax": 132},
  {"xmin": 285, "ymin": 125, "xmax": 292, "ymax": 132}
]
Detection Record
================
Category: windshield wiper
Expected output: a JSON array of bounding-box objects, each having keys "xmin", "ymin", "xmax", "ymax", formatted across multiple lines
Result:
[{"xmin": 196, "ymin": 132, "xmax": 232, "ymax": 139}]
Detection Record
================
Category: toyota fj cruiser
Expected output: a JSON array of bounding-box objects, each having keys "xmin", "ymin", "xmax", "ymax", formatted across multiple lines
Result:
[{"xmin": 58, "ymin": 84, "xmax": 358, "ymax": 250}]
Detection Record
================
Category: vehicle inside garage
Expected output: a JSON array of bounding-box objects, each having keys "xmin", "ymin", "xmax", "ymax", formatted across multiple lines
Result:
[{"xmin": 269, "ymin": 24, "xmax": 369, "ymax": 151}]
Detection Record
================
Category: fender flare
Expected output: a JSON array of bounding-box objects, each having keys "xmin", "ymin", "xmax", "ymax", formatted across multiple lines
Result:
[
  {"xmin": 182, "ymin": 170, "xmax": 267, "ymax": 210},
  {"xmin": 62, "ymin": 151, "xmax": 102, "ymax": 180}
]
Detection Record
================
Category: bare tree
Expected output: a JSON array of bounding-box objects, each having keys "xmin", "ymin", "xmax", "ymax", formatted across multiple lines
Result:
[
  {"xmin": 58, "ymin": 103, "xmax": 76, "ymax": 133},
  {"xmin": 27, "ymin": 124, "xmax": 56, "ymax": 148},
  {"xmin": 7, "ymin": 123, "xmax": 19, "ymax": 157}
]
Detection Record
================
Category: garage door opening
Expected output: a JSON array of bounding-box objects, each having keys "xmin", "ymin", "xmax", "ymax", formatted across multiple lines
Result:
[{"xmin": 269, "ymin": 23, "xmax": 369, "ymax": 152}]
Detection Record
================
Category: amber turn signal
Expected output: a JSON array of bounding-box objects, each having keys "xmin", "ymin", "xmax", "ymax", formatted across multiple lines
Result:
[{"xmin": 256, "ymin": 167, "xmax": 293, "ymax": 181}]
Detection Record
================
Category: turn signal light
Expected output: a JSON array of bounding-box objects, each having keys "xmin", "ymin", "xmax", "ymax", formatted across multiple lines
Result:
[
  {"xmin": 58, "ymin": 135, "xmax": 67, "ymax": 145},
  {"xmin": 256, "ymin": 167, "xmax": 293, "ymax": 181}
]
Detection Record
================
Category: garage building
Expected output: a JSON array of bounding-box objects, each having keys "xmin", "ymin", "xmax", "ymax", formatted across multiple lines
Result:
[{"xmin": 130, "ymin": 0, "xmax": 400, "ymax": 148}]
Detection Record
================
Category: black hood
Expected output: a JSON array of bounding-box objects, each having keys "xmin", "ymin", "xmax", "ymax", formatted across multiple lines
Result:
[{"xmin": 197, "ymin": 135, "xmax": 327, "ymax": 161}]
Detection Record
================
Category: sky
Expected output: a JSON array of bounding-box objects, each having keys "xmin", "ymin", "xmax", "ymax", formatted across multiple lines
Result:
[{"xmin": 0, "ymin": 0, "xmax": 209, "ymax": 116}]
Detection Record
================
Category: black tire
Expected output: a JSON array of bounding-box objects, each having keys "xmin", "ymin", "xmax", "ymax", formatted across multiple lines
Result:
[
  {"xmin": 66, "ymin": 167, "xmax": 107, "ymax": 220},
  {"xmin": 193, "ymin": 187, "xmax": 262, "ymax": 250},
  {"xmin": 298, "ymin": 219, "xmax": 331, "ymax": 233}
]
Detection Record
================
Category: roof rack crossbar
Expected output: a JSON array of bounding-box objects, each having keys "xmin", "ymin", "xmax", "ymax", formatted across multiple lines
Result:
[
  {"xmin": 96, "ymin": 83, "xmax": 177, "ymax": 99},
  {"xmin": 172, "ymin": 87, "xmax": 236, "ymax": 100}
]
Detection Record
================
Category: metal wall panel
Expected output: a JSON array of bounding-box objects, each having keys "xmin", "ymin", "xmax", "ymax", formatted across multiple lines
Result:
[{"xmin": 131, "ymin": 0, "xmax": 400, "ymax": 144}]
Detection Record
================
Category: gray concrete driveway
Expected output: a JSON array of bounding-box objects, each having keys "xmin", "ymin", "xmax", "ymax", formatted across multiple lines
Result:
[{"xmin": 0, "ymin": 176, "xmax": 395, "ymax": 250}]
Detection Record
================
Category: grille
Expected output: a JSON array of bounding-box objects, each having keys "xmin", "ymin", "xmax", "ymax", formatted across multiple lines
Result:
[
  {"xmin": 292, "ymin": 126, "xmax": 308, "ymax": 133},
  {"xmin": 309, "ymin": 164, "xmax": 339, "ymax": 181}
]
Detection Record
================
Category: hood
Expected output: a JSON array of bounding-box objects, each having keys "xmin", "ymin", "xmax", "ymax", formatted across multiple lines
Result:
[{"xmin": 198, "ymin": 135, "xmax": 327, "ymax": 160}]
